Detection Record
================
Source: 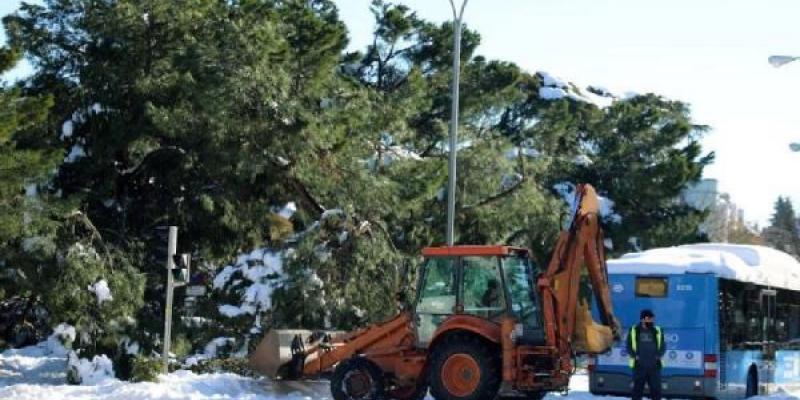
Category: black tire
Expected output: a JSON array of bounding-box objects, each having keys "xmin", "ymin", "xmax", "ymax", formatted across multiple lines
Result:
[
  {"xmin": 428, "ymin": 333, "xmax": 500, "ymax": 400},
  {"xmin": 745, "ymin": 368, "xmax": 758, "ymax": 398},
  {"xmin": 331, "ymin": 357, "xmax": 386, "ymax": 400}
]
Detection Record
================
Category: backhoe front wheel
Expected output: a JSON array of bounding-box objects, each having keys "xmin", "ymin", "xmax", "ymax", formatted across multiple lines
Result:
[
  {"xmin": 429, "ymin": 334, "xmax": 500, "ymax": 400},
  {"xmin": 331, "ymin": 357, "xmax": 386, "ymax": 400}
]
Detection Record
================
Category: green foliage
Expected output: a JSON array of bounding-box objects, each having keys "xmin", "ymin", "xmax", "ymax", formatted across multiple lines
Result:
[
  {"xmin": 528, "ymin": 92, "xmax": 713, "ymax": 254},
  {"xmin": 763, "ymin": 196, "xmax": 800, "ymax": 258},
  {"xmin": 171, "ymin": 334, "xmax": 193, "ymax": 359},
  {"xmin": 0, "ymin": 42, "xmax": 58, "ymax": 252},
  {"xmin": 266, "ymin": 214, "xmax": 294, "ymax": 245},
  {"xmin": 189, "ymin": 358, "xmax": 256, "ymax": 377},
  {"xmin": 0, "ymin": 0, "xmax": 713, "ymax": 378},
  {"xmin": 131, "ymin": 356, "xmax": 162, "ymax": 383}
]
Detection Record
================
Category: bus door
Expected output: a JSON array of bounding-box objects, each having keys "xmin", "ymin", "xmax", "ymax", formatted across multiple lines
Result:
[
  {"xmin": 761, "ymin": 288, "xmax": 778, "ymax": 386},
  {"xmin": 761, "ymin": 289, "xmax": 777, "ymax": 345}
]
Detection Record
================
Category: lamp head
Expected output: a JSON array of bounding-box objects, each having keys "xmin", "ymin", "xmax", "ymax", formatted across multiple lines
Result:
[{"xmin": 769, "ymin": 55, "xmax": 798, "ymax": 68}]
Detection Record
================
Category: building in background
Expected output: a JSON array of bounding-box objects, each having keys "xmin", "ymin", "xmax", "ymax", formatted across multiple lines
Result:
[{"xmin": 681, "ymin": 179, "xmax": 760, "ymax": 244}]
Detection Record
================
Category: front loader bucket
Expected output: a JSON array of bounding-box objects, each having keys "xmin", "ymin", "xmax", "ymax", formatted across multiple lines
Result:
[
  {"xmin": 249, "ymin": 329, "xmax": 314, "ymax": 379},
  {"xmin": 573, "ymin": 299, "xmax": 614, "ymax": 353}
]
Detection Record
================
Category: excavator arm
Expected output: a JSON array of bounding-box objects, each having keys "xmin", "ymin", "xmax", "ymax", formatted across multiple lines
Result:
[{"xmin": 538, "ymin": 184, "xmax": 621, "ymax": 369}]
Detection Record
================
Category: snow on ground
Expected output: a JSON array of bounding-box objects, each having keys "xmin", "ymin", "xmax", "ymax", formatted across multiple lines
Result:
[
  {"xmin": 0, "ymin": 369, "xmax": 324, "ymax": 400},
  {"xmin": 2, "ymin": 342, "xmax": 799, "ymax": 400},
  {"xmin": 0, "ymin": 339, "xmax": 322, "ymax": 400},
  {"xmin": 0, "ymin": 341, "xmax": 600, "ymax": 400}
]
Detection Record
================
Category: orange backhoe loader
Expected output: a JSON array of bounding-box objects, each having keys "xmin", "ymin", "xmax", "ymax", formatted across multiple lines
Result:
[{"xmin": 249, "ymin": 184, "xmax": 621, "ymax": 399}]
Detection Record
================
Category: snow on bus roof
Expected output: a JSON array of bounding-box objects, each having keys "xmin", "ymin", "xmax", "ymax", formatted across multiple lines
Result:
[{"xmin": 607, "ymin": 243, "xmax": 800, "ymax": 290}]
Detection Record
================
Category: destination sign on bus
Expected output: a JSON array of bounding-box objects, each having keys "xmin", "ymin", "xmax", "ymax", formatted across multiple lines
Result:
[{"xmin": 635, "ymin": 277, "xmax": 668, "ymax": 298}]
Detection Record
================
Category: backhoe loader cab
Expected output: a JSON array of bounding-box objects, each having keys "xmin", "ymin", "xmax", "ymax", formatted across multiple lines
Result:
[{"xmin": 415, "ymin": 246, "xmax": 544, "ymax": 348}]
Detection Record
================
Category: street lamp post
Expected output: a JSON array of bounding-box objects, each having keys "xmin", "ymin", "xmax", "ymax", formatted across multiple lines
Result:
[
  {"xmin": 446, "ymin": 0, "xmax": 468, "ymax": 246},
  {"xmin": 768, "ymin": 54, "xmax": 800, "ymax": 154}
]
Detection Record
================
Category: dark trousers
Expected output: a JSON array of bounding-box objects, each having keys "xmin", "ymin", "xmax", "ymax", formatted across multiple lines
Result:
[{"xmin": 632, "ymin": 364, "xmax": 661, "ymax": 400}]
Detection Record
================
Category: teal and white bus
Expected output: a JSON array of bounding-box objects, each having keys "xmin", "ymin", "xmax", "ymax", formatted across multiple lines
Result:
[{"xmin": 590, "ymin": 243, "xmax": 800, "ymax": 398}]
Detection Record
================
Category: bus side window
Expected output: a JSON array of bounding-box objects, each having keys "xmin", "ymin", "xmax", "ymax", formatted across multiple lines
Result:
[
  {"xmin": 790, "ymin": 305, "xmax": 800, "ymax": 340},
  {"xmin": 725, "ymin": 279, "xmax": 758, "ymax": 348},
  {"xmin": 734, "ymin": 310, "xmax": 745, "ymax": 324},
  {"xmin": 775, "ymin": 294, "xmax": 789, "ymax": 343},
  {"xmin": 721, "ymin": 280, "xmax": 747, "ymax": 349}
]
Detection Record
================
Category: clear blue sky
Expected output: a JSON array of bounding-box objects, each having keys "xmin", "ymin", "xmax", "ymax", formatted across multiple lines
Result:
[{"xmin": 3, "ymin": 0, "xmax": 800, "ymax": 226}]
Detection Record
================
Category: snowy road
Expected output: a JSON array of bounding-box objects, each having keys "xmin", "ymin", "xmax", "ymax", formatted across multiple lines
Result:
[
  {"xmin": 1, "ymin": 342, "xmax": 798, "ymax": 400},
  {"xmin": 0, "ymin": 342, "xmax": 605, "ymax": 400}
]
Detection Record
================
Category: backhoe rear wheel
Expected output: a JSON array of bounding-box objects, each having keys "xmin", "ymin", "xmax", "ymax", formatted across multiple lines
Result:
[
  {"xmin": 331, "ymin": 357, "xmax": 386, "ymax": 400},
  {"xmin": 429, "ymin": 333, "xmax": 500, "ymax": 400}
]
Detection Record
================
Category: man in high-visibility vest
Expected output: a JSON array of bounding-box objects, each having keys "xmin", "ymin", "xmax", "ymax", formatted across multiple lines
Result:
[{"xmin": 626, "ymin": 309, "xmax": 665, "ymax": 400}]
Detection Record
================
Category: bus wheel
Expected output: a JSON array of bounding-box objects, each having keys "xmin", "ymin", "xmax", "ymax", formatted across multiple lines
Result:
[
  {"xmin": 429, "ymin": 334, "xmax": 500, "ymax": 400},
  {"xmin": 745, "ymin": 368, "xmax": 758, "ymax": 398}
]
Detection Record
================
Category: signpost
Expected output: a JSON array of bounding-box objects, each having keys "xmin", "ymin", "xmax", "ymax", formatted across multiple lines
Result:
[
  {"xmin": 161, "ymin": 226, "xmax": 192, "ymax": 373},
  {"xmin": 162, "ymin": 226, "xmax": 177, "ymax": 373},
  {"xmin": 186, "ymin": 285, "xmax": 206, "ymax": 297},
  {"xmin": 184, "ymin": 285, "xmax": 205, "ymax": 318}
]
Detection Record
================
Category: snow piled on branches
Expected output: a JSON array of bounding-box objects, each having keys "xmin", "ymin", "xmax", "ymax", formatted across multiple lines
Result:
[
  {"xmin": 88, "ymin": 279, "xmax": 113, "ymax": 305},
  {"xmin": 538, "ymin": 71, "xmax": 616, "ymax": 108},
  {"xmin": 213, "ymin": 249, "xmax": 285, "ymax": 318}
]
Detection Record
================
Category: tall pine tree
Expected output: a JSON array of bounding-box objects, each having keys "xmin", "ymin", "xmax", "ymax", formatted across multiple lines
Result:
[
  {"xmin": 0, "ymin": 43, "xmax": 59, "ymax": 347},
  {"xmin": 764, "ymin": 196, "xmax": 800, "ymax": 258}
]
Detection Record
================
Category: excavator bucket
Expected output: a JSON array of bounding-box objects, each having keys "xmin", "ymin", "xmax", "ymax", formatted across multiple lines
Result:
[
  {"xmin": 249, "ymin": 329, "xmax": 314, "ymax": 378},
  {"xmin": 572, "ymin": 299, "xmax": 614, "ymax": 353}
]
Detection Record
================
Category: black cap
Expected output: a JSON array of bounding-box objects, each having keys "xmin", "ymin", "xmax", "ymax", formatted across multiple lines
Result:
[{"xmin": 640, "ymin": 309, "xmax": 655, "ymax": 319}]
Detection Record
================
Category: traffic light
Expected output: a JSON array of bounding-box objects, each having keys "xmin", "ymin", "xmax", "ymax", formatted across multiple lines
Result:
[{"xmin": 171, "ymin": 253, "xmax": 190, "ymax": 286}]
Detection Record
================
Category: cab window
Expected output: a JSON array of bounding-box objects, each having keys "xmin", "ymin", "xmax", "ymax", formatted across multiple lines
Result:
[
  {"xmin": 416, "ymin": 257, "xmax": 456, "ymax": 346},
  {"xmin": 461, "ymin": 256, "xmax": 505, "ymax": 320},
  {"xmin": 503, "ymin": 255, "xmax": 542, "ymax": 329}
]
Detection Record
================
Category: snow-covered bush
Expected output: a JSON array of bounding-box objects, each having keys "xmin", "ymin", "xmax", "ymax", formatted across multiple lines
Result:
[
  {"xmin": 67, "ymin": 352, "xmax": 115, "ymax": 384},
  {"xmin": 46, "ymin": 323, "xmax": 76, "ymax": 355}
]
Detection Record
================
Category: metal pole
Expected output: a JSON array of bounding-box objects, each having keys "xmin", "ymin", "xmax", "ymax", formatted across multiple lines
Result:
[
  {"xmin": 446, "ymin": 0, "xmax": 468, "ymax": 246},
  {"xmin": 162, "ymin": 226, "xmax": 177, "ymax": 373},
  {"xmin": 768, "ymin": 56, "xmax": 800, "ymax": 155}
]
